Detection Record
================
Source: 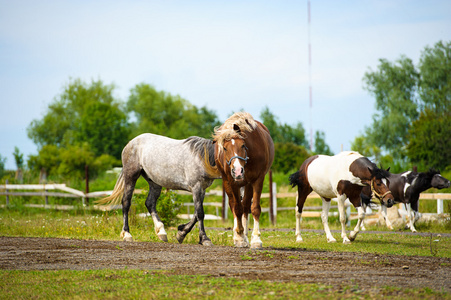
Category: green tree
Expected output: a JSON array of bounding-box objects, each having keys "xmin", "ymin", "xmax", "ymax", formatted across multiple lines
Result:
[
  {"xmin": 272, "ymin": 142, "xmax": 310, "ymax": 174},
  {"xmin": 362, "ymin": 56, "xmax": 419, "ymax": 161},
  {"xmin": 127, "ymin": 83, "xmax": 220, "ymax": 139},
  {"xmin": 418, "ymin": 40, "xmax": 451, "ymax": 114},
  {"xmin": 407, "ymin": 109, "xmax": 451, "ymax": 171},
  {"xmin": 27, "ymin": 79, "xmax": 126, "ymax": 179},
  {"xmin": 355, "ymin": 40, "xmax": 451, "ymax": 171},
  {"xmin": 313, "ymin": 131, "xmax": 333, "ymax": 155},
  {"xmin": 13, "ymin": 147, "xmax": 24, "ymax": 170},
  {"xmin": 0, "ymin": 154, "xmax": 6, "ymax": 179},
  {"xmin": 259, "ymin": 107, "xmax": 309, "ymax": 147},
  {"xmin": 27, "ymin": 78, "xmax": 129, "ymax": 158}
]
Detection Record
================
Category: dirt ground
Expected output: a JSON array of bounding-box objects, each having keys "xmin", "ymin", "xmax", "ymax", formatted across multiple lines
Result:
[{"xmin": 1, "ymin": 234, "xmax": 450, "ymax": 294}]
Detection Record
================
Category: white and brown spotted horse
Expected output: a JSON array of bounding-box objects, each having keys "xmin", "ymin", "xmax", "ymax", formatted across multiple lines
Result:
[{"xmin": 289, "ymin": 151, "xmax": 394, "ymax": 244}]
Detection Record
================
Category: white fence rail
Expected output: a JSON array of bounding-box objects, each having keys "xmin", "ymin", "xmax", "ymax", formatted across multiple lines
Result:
[{"xmin": 1, "ymin": 183, "xmax": 450, "ymax": 223}]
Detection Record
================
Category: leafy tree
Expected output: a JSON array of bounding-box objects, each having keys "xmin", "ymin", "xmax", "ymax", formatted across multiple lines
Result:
[
  {"xmin": 79, "ymin": 101, "xmax": 129, "ymax": 158},
  {"xmin": 127, "ymin": 83, "xmax": 220, "ymax": 139},
  {"xmin": 27, "ymin": 145, "xmax": 61, "ymax": 177},
  {"xmin": 362, "ymin": 56, "xmax": 419, "ymax": 161},
  {"xmin": 13, "ymin": 147, "xmax": 24, "ymax": 170},
  {"xmin": 259, "ymin": 107, "xmax": 309, "ymax": 147},
  {"xmin": 355, "ymin": 40, "xmax": 451, "ymax": 171},
  {"xmin": 313, "ymin": 131, "xmax": 333, "ymax": 155},
  {"xmin": 418, "ymin": 40, "xmax": 451, "ymax": 114},
  {"xmin": 27, "ymin": 79, "xmax": 126, "ymax": 179},
  {"xmin": 406, "ymin": 41, "xmax": 451, "ymax": 171},
  {"xmin": 0, "ymin": 154, "xmax": 6, "ymax": 178},
  {"xmin": 272, "ymin": 142, "xmax": 310, "ymax": 174},
  {"xmin": 407, "ymin": 109, "xmax": 451, "ymax": 171},
  {"xmin": 27, "ymin": 78, "xmax": 129, "ymax": 159}
]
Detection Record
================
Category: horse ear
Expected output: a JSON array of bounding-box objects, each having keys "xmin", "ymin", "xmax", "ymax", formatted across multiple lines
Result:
[
  {"xmin": 233, "ymin": 124, "xmax": 241, "ymax": 133},
  {"xmin": 386, "ymin": 167, "xmax": 390, "ymax": 172}
]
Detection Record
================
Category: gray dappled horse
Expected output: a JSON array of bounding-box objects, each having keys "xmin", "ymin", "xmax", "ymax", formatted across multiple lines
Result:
[{"xmin": 98, "ymin": 133, "xmax": 219, "ymax": 245}]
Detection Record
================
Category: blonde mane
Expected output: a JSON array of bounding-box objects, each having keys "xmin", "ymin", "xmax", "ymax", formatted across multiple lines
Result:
[{"xmin": 213, "ymin": 112, "xmax": 257, "ymax": 156}]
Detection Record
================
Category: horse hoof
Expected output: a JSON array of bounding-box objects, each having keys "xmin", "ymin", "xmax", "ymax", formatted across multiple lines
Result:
[
  {"xmin": 176, "ymin": 232, "xmax": 186, "ymax": 244},
  {"xmin": 158, "ymin": 234, "xmax": 168, "ymax": 242},
  {"xmin": 296, "ymin": 237, "xmax": 304, "ymax": 243},
  {"xmin": 250, "ymin": 242, "xmax": 263, "ymax": 249},
  {"xmin": 201, "ymin": 240, "xmax": 213, "ymax": 246},
  {"xmin": 121, "ymin": 231, "xmax": 133, "ymax": 242},
  {"xmin": 234, "ymin": 241, "xmax": 249, "ymax": 248},
  {"xmin": 327, "ymin": 238, "xmax": 336, "ymax": 243},
  {"xmin": 343, "ymin": 240, "xmax": 352, "ymax": 245}
]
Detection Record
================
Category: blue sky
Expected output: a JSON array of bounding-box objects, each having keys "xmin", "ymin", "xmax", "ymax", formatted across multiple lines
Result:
[{"xmin": 1, "ymin": 1, "xmax": 450, "ymax": 170}]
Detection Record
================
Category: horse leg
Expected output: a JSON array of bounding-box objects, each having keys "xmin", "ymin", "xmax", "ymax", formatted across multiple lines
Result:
[
  {"xmin": 359, "ymin": 203, "xmax": 366, "ymax": 231},
  {"xmin": 334, "ymin": 195, "xmax": 350, "ymax": 244},
  {"xmin": 120, "ymin": 176, "xmax": 139, "ymax": 242},
  {"xmin": 143, "ymin": 183, "xmax": 168, "ymax": 242},
  {"xmin": 407, "ymin": 201, "xmax": 420, "ymax": 232},
  {"xmin": 227, "ymin": 184, "xmax": 248, "ymax": 248},
  {"xmin": 380, "ymin": 205, "xmax": 394, "ymax": 230},
  {"xmin": 321, "ymin": 197, "xmax": 337, "ymax": 243},
  {"xmin": 295, "ymin": 185, "xmax": 311, "ymax": 243},
  {"xmin": 242, "ymin": 186, "xmax": 251, "ymax": 239},
  {"xmin": 177, "ymin": 184, "xmax": 212, "ymax": 246},
  {"xmin": 249, "ymin": 179, "xmax": 265, "ymax": 249}
]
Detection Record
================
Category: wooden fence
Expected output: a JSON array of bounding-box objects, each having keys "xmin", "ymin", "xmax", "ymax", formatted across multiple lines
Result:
[{"xmin": 1, "ymin": 183, "xmax": 450, "ymax": 225}]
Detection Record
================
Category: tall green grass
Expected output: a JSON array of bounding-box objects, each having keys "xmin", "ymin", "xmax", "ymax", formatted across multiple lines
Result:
[{"xmin": 1, "ymin": 269, "xmax": 448, "ymax": 300}]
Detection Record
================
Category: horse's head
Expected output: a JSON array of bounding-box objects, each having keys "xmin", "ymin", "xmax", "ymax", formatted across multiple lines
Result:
[
  {"xmin": 222, "ymin": 133, "xmax": 248, "ymax": 182},
  {"xmin": 429, "ymin": 169, "xmax": 451, "ymax": 189},
  {"xmin": 368, "ymin": 166, "xmax": 395, "ymax": 208}
]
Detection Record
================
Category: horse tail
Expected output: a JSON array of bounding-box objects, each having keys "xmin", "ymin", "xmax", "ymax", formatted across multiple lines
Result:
[
  {"xmin": 203, "ymin": 145, "xmax": 221, "ymax": 178},
  {"xmin": 289, "ymin": 170, "xmax": 301, "ymax": 188},
  {"xmin": 96, "ymin": 171, "xmax": 125, "ymax": 206}
]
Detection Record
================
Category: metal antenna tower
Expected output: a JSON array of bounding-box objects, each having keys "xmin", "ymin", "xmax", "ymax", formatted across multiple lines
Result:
[{"xmin": 308, "ymin": 0, "xmax": 313, "ymax": 151}]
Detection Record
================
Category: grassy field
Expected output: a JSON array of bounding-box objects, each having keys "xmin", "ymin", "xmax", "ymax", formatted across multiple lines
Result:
[
  {"xmin": 1, "ymin": 269, "xmax": 449, "ymax": 300},
  {"xmin": 1, "ymin": 177, "xmax": 451, "ymax": 299}
]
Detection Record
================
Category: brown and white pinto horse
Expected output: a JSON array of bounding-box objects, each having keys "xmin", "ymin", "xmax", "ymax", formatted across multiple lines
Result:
[
  {"xmin": 212, "ymin": 112, "xmax": 274, "ymax": 248},
  {"xmin": 289, "ymin": 151, "xmax": 394, "ymax": 244}
]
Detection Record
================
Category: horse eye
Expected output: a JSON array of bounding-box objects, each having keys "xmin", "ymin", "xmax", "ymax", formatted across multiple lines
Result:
[{"xmin": 223, "ymin": 147, "xmax": 227, "ymax": 151}]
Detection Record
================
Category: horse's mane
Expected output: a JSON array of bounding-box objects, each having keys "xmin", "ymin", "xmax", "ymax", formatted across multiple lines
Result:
[
  {"xmin": 183, "ymin": 136, "xmax": 216, "ymax": 167},
  {"xmin": 370, "ymin": 163, "xmax": 391, "ymax": 180},
  {"xmin": 212, "ymin": 112, "xmax": 257, "ymax": 156},
  {"xmin": 413, "ymin": 168, "xmax": 440, "ymax": 189}
]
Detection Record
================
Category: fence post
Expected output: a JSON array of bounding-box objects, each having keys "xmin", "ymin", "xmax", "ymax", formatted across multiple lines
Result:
[
  {"xmin": 44, "ymin": 184, "xmax": 48, "ymax": 205},
  {"xmin": 84, "ymin": 165, "xmax": 89, "ymax": 206},
  {"xmin": 5, "ymin": 179, "xmax": 9, "ymax": 206},
  {"xmin": 437, "ymin": 199, "xmax": 444, "ymax": 215},
  {"xmin": 269, "ymin": 170, "xmax": 275, "ymax": 225},
  {"xmin": 222, "ymin": 181, "xmax": 228, "ymax": 221},
  {"xmin": 272, "ymin": 182, "xmax": 277, "ymax": 225}
]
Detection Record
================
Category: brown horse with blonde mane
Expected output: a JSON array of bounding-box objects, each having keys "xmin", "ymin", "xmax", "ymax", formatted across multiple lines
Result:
[{"xmin": 211, "ymin": 112, "xmax": 274, "ymax": 248}]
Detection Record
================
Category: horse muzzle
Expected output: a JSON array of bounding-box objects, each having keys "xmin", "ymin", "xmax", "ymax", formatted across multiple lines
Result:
[
  {"xmin": 231, "ymin": 166, "xmax": 244, "ymax": 181},
  {"xmin": 438, "ymin": 180, "xmax": 451, "ymax": 189},
  {"xmin": 385, "ymin": 198, "xmax": 395, "ymax": 208}
]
